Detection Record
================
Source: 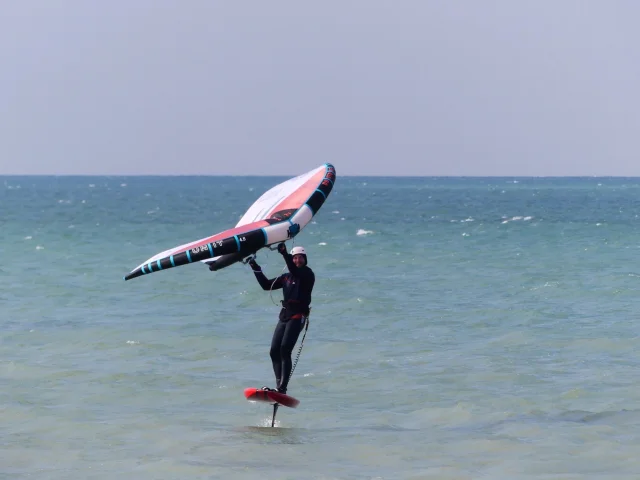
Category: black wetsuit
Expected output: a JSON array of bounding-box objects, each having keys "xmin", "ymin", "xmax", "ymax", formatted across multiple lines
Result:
[{"xmin": 252, "ymin": 252, "xmax": 315, "ymax": 393}]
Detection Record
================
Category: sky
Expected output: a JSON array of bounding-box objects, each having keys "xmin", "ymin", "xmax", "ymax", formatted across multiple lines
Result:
[{"xmin": 1, "ymin": 1, "xmax": 639, "ymax": 176}]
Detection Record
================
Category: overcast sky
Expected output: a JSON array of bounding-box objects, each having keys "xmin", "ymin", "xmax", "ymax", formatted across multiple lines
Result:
[{"xmin": 1, "ymin": 1, "xmax": 638, "ymax": 176}]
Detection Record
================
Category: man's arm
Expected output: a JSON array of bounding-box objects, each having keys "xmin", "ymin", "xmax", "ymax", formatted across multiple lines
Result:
[
  {"xmin": 249, "ymin": 258, "xmax": 284, "ymax": 290},
  {"xmin": 277, "ymin": 243, "xmax": 311, "ymax": 280}
]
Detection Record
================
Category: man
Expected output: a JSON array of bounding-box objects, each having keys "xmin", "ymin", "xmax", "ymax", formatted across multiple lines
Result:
[{"xmin": 248, "ymin": 242, "xmax": 315, "ymax": 394}]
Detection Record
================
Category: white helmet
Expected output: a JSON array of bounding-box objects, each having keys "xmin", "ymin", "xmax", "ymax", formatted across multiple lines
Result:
[{"xmin": 290, "ymin": 246, "xmax": 306, "ymax": 256}]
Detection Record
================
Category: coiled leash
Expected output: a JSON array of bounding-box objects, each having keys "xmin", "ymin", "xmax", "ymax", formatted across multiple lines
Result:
[{"xmin": 288, "ymin": 313, "xmax": 310, "ymax": 383}]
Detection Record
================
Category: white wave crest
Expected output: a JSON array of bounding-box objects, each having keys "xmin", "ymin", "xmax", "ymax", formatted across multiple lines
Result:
[
  {"xmin": 357, "ymin": 229, "xmax": 373, "ymax": 236},
  {"xmin": 502, "ymin": 216, "xmax": 534, "ymax": 224}
]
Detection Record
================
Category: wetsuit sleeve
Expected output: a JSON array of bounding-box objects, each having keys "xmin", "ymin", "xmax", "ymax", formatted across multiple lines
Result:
[
  {"xmin": 253, "ymin": 269, "xmax": 285, "ymax": 291},
  {"xmin": 282, "ymin": 253, "xmax": 299, "ymax": 275}
]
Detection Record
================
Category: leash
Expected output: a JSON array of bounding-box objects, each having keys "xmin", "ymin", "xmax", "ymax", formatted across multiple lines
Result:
[{"xmin": 288, "ymin": 314, "xmax": 310, "ymax": 382}]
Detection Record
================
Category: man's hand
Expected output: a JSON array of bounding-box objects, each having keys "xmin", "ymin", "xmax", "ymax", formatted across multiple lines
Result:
[
  {"xmin": 277, "ymin": 242, "xmax": 287, "ymax": 255},
  {"xmin": 248, "ymin": 259, "xmax": 260, "ymax": 271}
]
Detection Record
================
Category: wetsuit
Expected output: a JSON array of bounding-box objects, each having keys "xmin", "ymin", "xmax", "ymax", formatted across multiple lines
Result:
[{"xmin": 250, "ymin": 250, "xmax": 315, "ymax": 394}]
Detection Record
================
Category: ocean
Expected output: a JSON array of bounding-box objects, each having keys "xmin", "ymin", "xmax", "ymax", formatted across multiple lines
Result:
[{"xmin": 2, "ymin": 174, "xmax": 640, "ymax": 479}]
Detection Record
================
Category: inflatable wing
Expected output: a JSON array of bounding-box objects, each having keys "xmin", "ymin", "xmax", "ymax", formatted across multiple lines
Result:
[{"xmin": 124, "ymin": 163, "xmax": 336, "ymax": 281}]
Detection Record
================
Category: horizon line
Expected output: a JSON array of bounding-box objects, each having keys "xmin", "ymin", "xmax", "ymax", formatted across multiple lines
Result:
[{"xmin": 3, "ymin": 173, "xmax": 640, "ymax": 178}]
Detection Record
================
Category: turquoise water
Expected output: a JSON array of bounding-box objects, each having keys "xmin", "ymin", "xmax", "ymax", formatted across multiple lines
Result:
[{"xmin": 2, "ymin": 175, "xmax": 640, "ymax": 479}]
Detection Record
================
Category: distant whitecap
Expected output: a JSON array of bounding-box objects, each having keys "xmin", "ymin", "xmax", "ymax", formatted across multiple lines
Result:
[
  {"xmin": 24, "ymin": 236, "xmax": 32, "ymax": 240},
  {"xmin": 126, "ymin": 340, "xmax": 139, "ymax": 345},
  {"xmin": 318, "ymin": 242, "xmax": 327, "ymax": 246},
  {"xmin": 502, "ymin": 216, "xmax": 533, "ymax": 223},
  {"xmin": 120, "ymin": 183, "xmax": 127, "ymax": 187},
  {"xmin": 36, "ymin": 245, "xmax": 44, "ymax": 250},
  {"xmin": 89, "ymin": 184, "xmax": 95, "ymax": 188},
  {"xmin": 332, "ymin": 210, "xmax": 340, "ymax": 214},
  {"xmin": 357, "ymin": 229, "xmax": 373, "ymax": 235}
]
